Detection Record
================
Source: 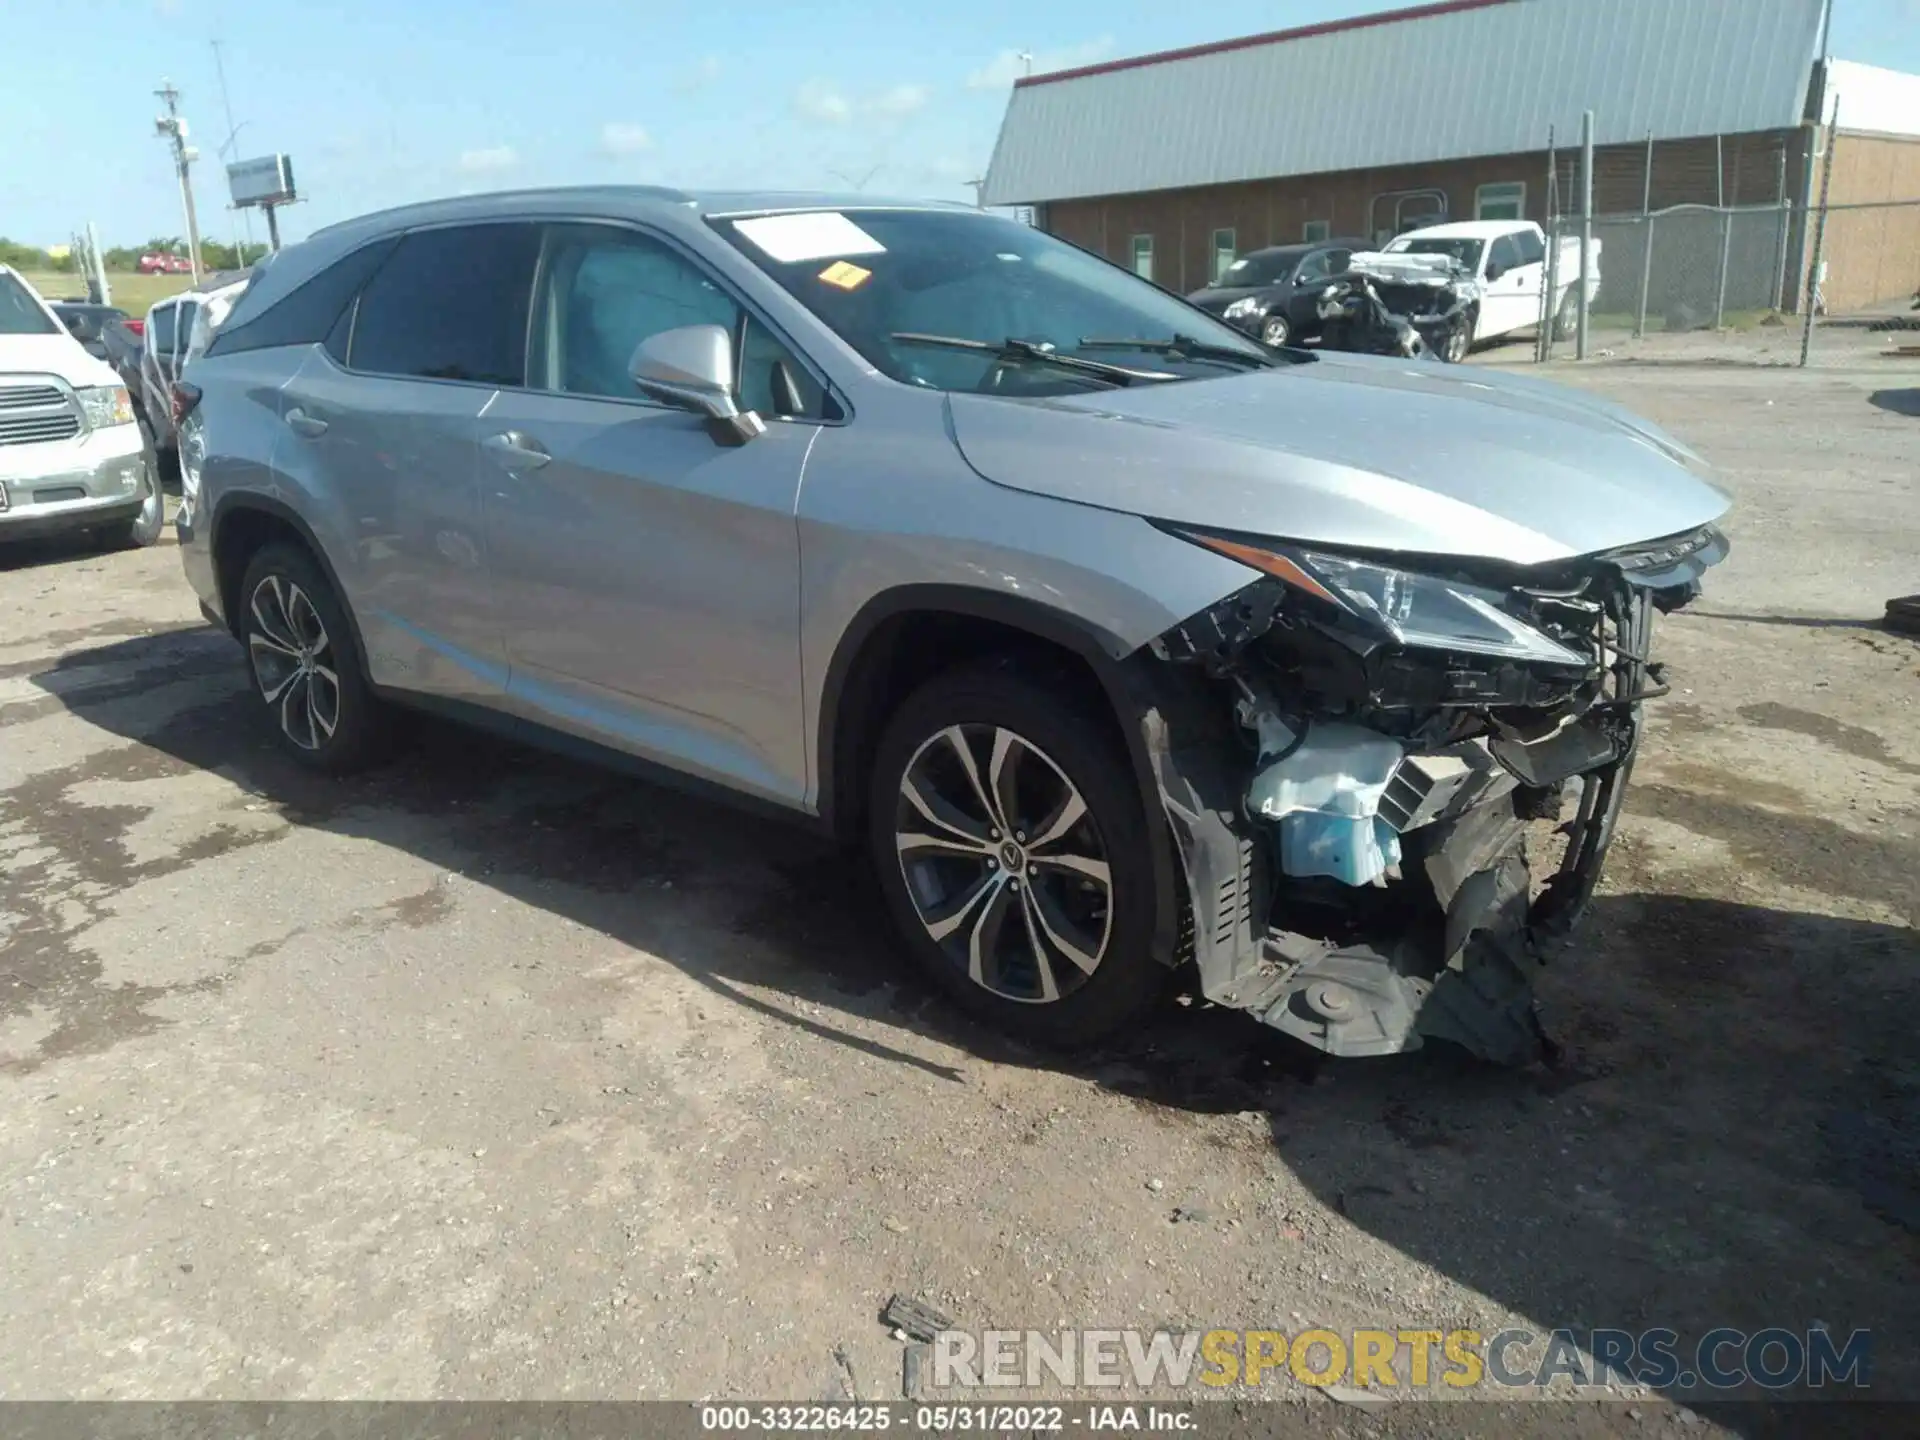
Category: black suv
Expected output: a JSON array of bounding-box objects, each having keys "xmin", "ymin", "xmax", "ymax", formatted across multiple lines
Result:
[{"xmin": 1187, "ymin": 240, "xmax": 1368, "ymax": 347}]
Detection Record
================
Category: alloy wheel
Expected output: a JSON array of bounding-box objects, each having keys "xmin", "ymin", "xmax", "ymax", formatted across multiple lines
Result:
[
  {"xmin": 894, "ymin": 724, "xmax": 1113, "ymax": 1005},
  {"xmin": 247, "ymin": 574, "xmax": 340, "ymax": 750},
  {"xmin": 1261, "ymin": 316, "xmax": 1290, "ymax": 346}
]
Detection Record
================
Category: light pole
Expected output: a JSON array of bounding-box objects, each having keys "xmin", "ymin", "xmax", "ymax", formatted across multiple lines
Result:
[{"xmin": 154, "ymin": 82, "xmax": 205, "ymax": 282}]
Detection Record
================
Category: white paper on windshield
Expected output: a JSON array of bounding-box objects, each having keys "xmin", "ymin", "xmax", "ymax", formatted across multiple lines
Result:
[{"xmin": 733, "ymin": 212, "xmax": 886, "ymax": 264}]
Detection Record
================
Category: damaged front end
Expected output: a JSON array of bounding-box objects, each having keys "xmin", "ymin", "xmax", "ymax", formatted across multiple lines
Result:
[{"xmin": 1131, "ymin": 523, "xmax": 1728, "ymax": 1064}]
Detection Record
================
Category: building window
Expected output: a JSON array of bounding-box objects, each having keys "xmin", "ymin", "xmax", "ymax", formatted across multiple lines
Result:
[
  {"xmin": 1130, "ymin": 234, "xmax": 1154, "ymax": 281},
  {"xmin": 1476, "ymin": 182, "xmax": 1526, "ymax": 221},
  {"xmin": 1210, "ymin": 228, "xmax": 1236, "ymax": 284},
  {"xmin": 1302, "ymin": 219, "xmax": 1331, "ymax": 243}
]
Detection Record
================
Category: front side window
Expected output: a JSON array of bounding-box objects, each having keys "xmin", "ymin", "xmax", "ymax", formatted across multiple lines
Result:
[
  {"xmin": 1488, "ymin": 235, "xmax": 1524, "ymax": 275},
  {"xmin": 0, "ymin": 274, "xmax": 57, "ymax": 335},
  {"xmin": 1476, "ymin": 182, "xmax": 1526, "ymax": 222},
  {"xmin": 533, "ymin": 224, "xmax": 821, "ymax": 418},
  {"xmin": 719, "ymin": 208, "xmax": 1271, "ymax": 397},
  {"xmin": 349, "ymin": 223, "xmax": 541, "ymax": 385},
  {"xmin": 1210, "ymin": 229, "xmax": 1235, "ymax": 284},
  {"xmin": 1130, "ymin": 234, "xmax": 1154, "ymax": 281},
  {"xmin": 1294, "ymin": 251, "xmax": 1333, "ymax": 285}
]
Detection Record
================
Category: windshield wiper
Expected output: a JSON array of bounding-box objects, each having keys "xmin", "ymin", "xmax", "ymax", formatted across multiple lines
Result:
[
  {"xmin": 1076, "ymin": 333, "xmax": 1276, "ymax": 369},
  {"xmin": 889, "ymin": 333, "xmax": 1175, "ymax": 387}
]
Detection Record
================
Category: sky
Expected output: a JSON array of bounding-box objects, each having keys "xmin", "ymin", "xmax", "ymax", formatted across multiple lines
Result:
[{"xmin": 4, "ymin": 0, "xmax": 1918, "ymax": 250}]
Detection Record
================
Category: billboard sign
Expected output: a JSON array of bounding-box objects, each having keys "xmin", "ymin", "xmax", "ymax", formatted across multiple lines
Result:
[{"xmin": 228, "ymin": 154, "xmax": 296, "ymax": 208}]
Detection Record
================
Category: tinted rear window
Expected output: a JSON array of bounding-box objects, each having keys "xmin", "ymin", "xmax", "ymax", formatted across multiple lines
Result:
[
  {"xmin": 207, "ymin": 238, "xmax": 398, "ymax": 358},
  {"xmin": 348, "ymin": 224, "xmax": 540, "ymax": 385}
]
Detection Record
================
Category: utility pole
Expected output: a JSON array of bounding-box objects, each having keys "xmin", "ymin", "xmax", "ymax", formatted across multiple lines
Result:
[
  {"xmin": 154, "ymin": 82, "xmax": 205, "ymax": 282},
  {"xmin": 211, "ymin": 40, "xmax": 255, "ymax": 254}
]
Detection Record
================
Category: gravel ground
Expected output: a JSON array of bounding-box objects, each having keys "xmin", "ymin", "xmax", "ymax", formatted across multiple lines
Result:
[{"xmin": 1, "ymin": 358, "xmax": 1914, "ymax": 1432}]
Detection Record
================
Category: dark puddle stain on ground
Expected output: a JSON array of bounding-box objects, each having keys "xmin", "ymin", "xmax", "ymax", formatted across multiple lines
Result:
[{"xmin": 1739, "ymin": 701, "xmax": 1920, "ymax": 779}]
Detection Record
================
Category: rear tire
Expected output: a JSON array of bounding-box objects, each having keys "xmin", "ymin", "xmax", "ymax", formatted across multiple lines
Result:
[
  {"xmin": 868, "ymin": 663, "xmax": 1164, "ymax": 1049},
  {"xmin": 1552, "ymin": 290, "xmax": 1578, "ymax": 341},
  {"xmin": 238, "ymin": 543, "xmax": 389, "ymax": 773}
]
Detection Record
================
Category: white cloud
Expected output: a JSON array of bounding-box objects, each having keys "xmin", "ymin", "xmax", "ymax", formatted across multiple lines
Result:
[
  {"xmin": 966, "ymin": 37, "xmax": 1115, "ymax": 90},
  {"xmin": 457, "ymin": 145, "xmax": 518, "ymax": 173},
  {"xmin": 599, "ymin": 122, "xmax": 653, "ymax": 156},
  {"xmin": 676, "ymin": 55, "xmax": 723, "ymax": 93},
  {"xmin": 794, "ymin": 80, "xmax": 853, "ymax": 124},
  {"xmin": 868, "ymin": 83, "xmax": 931, "ymax": 119}
]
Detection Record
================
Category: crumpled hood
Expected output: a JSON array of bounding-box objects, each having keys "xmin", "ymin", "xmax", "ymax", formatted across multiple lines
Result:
[{"xmin": 945, "ymin": 353, "xmax": 1731, "ymax": 566}]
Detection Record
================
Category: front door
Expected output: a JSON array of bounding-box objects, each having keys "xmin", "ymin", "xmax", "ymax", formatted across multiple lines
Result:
[{"xmin": 480, "ymin": 222, "xmax": 826, "ymax": 805}]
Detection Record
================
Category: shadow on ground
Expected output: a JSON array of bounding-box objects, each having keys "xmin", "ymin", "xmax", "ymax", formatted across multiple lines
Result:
[
  {"xmin": 14, "ymin": 626, "xmax": 1920, "ymax": 1417},
  {"xmin": 1868, "ymin": 388, "xmax": 1920, "ymax": 418}
]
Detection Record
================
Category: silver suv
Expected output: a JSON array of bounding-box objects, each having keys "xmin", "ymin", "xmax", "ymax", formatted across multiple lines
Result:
[{"xmin": 175, "ymin": 188, "xmax": 1728, "ymax": 1063}]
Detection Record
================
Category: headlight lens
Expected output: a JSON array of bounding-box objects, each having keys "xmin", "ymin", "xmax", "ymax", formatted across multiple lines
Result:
[
  {"xmin": 76, "ymin": 385, "xmax": 134, "ymax": 429},
  {"xmin": 1223, "ymin": 297, "xmax": 1264, "ymax": 320},
  {"xmin": 1182, "ymin": 533, "xmax": 1590, "ymax": 666}
]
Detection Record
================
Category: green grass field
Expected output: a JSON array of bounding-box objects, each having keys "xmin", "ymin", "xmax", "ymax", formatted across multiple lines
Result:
[{"xmin": 16, "ymin": 269, "xmax": 196, "ymax": 316}]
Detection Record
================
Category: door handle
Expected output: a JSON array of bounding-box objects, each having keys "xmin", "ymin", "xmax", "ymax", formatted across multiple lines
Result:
[
  {"xmin": 285, "ymin": 406, "xmax": 329, "ymax": 438},
  {"xmin": 483, "ymin": 431, "xmax": 551, "ymax": 470}
]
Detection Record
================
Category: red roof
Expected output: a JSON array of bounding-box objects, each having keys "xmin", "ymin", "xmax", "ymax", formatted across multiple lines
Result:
[{"xmin": 1014, "ymin": 0, "xmax": 1522, "ymax": 89}]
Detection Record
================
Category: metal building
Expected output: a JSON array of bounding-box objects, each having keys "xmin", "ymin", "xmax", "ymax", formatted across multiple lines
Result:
[{"xmin": 981, "ymin": 0, "xmax": 1920, "ymax": 312}]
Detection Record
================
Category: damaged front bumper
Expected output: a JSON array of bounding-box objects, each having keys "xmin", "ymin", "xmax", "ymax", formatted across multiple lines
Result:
[{"xmin": 1127, "ymin": 525, "xmax": 1726, "ymax": 1064}]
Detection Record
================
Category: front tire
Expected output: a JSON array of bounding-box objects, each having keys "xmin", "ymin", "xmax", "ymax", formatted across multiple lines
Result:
[
  {"xmin": 238, "ymin": 543, "xmax": 388, "ymax": 773},
  {"xmin": 1260, "ymin": 314, "xmax": 1291, "ymax": 347},
  {"xmin": 1441, "ymin": 312, "xmax": 1474, "ymax": 363},
  {"xmin": 868, "ymin": 664, "xmax": 1164, "ymax": 1048}
]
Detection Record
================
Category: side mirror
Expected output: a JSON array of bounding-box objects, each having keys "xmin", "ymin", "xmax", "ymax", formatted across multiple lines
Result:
[{"xmin": 627, "ymin": 324, "xmax": 765, "ymax": 445}]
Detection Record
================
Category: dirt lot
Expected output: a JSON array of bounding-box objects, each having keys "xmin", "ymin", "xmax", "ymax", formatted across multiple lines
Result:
[{"xmin": 1, "ymin": 358, "xmax": 1915, "ymax": 1429}]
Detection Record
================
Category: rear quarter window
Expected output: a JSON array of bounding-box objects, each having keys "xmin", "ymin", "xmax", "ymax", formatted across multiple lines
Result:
[
  {"xmin": 348, "ymin": 224, "xmax": 540, "ymax": 385},
  {"xmin": 206, "ymin": 238, "xmax": 400, "ymax": 359}
]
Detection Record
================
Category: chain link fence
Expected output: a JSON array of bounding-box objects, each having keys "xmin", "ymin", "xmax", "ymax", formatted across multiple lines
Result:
[{"xmin": 1537, "ymin": 198, "xmax": 1920, "ymax": 366}]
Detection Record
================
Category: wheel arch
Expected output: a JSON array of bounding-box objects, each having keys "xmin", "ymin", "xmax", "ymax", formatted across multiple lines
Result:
[
  {"xmin": 209, "ymin": 492, "xmax": 370, "ymax": 676},
  {"xmin": 816, "ymin": 585, "xmax": 1185, "ymax": 968}
]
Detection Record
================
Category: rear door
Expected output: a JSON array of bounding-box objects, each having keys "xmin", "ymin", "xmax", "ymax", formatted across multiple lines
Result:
[
  {"xmin": 477, "ymin": 221, "xmax": 823, "ymax": 803},
  {"xmin": 274, "ymin": 222, "xmax": 541, "ymax": 702}
]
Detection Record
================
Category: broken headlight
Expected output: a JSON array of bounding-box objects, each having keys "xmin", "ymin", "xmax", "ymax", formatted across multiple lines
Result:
[{"xmin": 1180, "ymin": 534, "xmax": 1589, "ymax": 667}]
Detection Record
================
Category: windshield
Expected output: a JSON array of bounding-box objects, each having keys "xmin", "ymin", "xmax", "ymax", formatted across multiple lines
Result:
[
  {"xmin": 0, "ymin": 274, "xmax": 59, "ymax": 335},
  {"xmin": 717, "ymin": 209, "xmax": 1270, "ymax": 395},
  {"xmin": 1219, "ymin": 251, "xmax": 1297, "ymax": 287},
  {"xmin": 1388, "ymin": 237, "xmax": 1484, "ymax": 270}
]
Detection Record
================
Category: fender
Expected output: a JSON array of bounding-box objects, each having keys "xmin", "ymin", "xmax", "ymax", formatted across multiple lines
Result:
[
  {"xmin": 816, "ymin": 583, "xmax": 1185, "ymax": 968},
  {"xmin": 205, "ymin": 490, "xmax": 374, "ymax": 681}
]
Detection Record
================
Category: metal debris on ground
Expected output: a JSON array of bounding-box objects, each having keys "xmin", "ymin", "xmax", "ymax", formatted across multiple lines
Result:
[{"xmin": 880, "ymin": 1293, "xmax": 953, "ymax": 1344}]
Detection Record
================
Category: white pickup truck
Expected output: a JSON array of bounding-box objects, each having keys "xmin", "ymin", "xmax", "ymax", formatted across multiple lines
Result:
[
  {"xmin": 1383, "ymin": 220, "xmax": 1600, "ymax": 349},
  {"xmin": 0, "ymin": 265, "xmax": 162, "ymax": 549}
]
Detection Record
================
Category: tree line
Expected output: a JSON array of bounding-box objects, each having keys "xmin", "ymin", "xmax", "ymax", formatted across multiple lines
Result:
[{"xmin": 1, "ymin": 236, "xmax": 271, "ymax": 273}]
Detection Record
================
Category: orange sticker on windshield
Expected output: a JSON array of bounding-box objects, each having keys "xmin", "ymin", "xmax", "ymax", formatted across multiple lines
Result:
[{"xmin": 818, "ymin": 260, "xmax": 872, "ymax": 290}]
